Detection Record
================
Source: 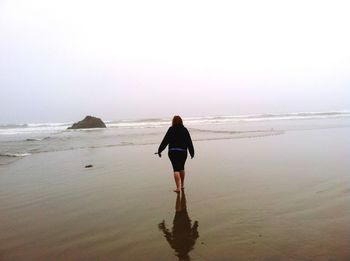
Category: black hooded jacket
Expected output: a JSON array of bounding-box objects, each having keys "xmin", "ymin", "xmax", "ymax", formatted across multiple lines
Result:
[{"xmin": 158, "ymin": 124, "xmax": 194, "ymax": 157}]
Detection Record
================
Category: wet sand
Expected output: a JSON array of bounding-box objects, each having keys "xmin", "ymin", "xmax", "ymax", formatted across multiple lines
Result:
[{"xmin": 0, "ymin": 128, "xmax": 349, "ymax": 260}]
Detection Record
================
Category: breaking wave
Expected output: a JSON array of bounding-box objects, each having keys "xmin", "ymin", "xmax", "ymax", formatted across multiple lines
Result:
[
  {"xmin": 0, "ymin": 111, "xmax": 349, "ymax": 135},
  {"xmin": 25, "ymin": 138, "xmax": 43, "ymax": 141},
  {"xmin": 0, "ymin": 153, "xmax": 31, "ymax": 157}
]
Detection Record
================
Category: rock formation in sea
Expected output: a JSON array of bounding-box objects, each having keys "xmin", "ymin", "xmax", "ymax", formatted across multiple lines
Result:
[{"xmin": 68, "ymin": 116, "xmax": 106, "ymax": 129}]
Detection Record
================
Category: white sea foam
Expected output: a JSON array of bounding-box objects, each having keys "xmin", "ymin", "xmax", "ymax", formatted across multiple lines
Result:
[
  {"xmin": 0, "ymin": 122, "xmax": 71, "ymax": 135},
  {"xmin": 106, "ymin": 111, "xmax": 350, "ymax": 129},
  {"xmin": 0, "ymin": 153, "xmax": 31, "ymax": 157},
  {"xmin": 0, "ymin": 111, "xmax": 349, "ymax": 135}
]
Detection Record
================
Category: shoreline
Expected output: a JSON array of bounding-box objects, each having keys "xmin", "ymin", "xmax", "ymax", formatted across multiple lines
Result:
[{"xmin": 1, "ymin": 121, "xmax": 350, "ymax": 168}]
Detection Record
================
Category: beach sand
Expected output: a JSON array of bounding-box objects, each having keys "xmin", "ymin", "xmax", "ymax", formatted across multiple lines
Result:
[{"xmin": 0, "ymin": 127, "xmax": 349, "ymax": 260}]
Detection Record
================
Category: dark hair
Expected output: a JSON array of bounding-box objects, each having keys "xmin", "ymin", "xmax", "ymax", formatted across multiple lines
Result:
[{"xmin": 172, "ymin": 115, "xmax": 183, "ymax": 126}]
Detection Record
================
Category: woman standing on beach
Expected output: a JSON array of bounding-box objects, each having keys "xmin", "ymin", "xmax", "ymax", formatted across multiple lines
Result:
[{"xmin": 157, "ymin": 116, "xmax": 195, "ymax": 193}]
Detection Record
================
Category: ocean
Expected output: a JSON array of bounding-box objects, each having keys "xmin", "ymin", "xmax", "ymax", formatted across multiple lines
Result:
[{"xmin": 1, "ymin": 111, "xmax": 350, "ymax": 165}]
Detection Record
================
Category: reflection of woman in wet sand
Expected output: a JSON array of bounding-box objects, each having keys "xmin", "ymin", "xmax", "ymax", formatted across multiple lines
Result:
[{"xmin": 158, "ymin": 191, "xmax": 199, "ymax": 261}]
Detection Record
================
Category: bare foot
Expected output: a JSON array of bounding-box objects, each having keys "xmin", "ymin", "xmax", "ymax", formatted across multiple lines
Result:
[{"xmin": 173, "ymin": 189, "xmax": 180, "ymax": 193}]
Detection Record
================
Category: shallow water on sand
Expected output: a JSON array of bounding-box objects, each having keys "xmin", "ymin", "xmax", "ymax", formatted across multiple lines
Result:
[{"xmin": 0, "ymin": 127, "xmax": 349, "ymax": 260}]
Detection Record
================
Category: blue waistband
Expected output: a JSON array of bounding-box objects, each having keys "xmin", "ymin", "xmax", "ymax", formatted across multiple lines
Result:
[{"xmin": 169, "ymin": 148, "xmax": 186, "ymax": 152}]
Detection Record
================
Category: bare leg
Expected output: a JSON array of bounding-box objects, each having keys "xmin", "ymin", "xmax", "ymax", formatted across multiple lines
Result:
[
  {"xmin": 180, "ymin": 190, "xmax": 187, "ymax": 210},
  {"xmin": 173, "ymin": 171, "xmax": 181, "ymax": 192},
  {"xmin": 175, "ymin": 193, "xmax": 181, "ymax": 211},
  {"xmin": 180, "ymin": 170, "xmax": 185, "ymax": 189}
]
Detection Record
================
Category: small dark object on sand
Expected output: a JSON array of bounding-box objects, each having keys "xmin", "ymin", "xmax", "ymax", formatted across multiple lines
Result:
[{"xmin": 85, "ymin": 164, "xmax": 93, "ymax": 168}]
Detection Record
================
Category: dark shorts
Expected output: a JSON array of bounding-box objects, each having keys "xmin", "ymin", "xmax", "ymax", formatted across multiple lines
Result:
[{"xmin": 168, "ymin": 150, "xmax": 188, "ymax": 171}]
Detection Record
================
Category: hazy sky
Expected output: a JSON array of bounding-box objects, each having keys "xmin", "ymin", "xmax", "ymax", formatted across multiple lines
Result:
[{"xmin": 1, "ymin": 0, "xmax": 349, "ymax": 123}]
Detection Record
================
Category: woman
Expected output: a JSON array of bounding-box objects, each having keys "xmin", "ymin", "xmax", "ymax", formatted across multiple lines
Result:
[{"xmin": 158, "ymin": 115, "xmax": 194, "ymax": 192}]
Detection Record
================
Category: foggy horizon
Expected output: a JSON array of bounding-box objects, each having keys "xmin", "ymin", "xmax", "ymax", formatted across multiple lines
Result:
[{"xmin": 1, "ymin": 1, "xmax": 349, "ymax": 124}]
